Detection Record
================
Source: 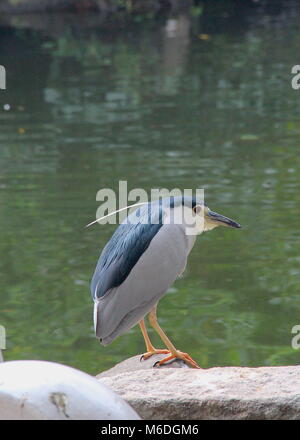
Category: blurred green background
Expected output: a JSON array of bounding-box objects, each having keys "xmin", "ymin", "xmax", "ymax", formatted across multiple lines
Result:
[{"xmin": 0, "ymin": 1, "xmax": 300, "ymax": 374}]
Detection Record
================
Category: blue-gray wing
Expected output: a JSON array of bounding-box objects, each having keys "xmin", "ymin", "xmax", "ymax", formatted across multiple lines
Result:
[{"xmin": 90, "ymin": 203, "xmax": 163, "ymax": 300}]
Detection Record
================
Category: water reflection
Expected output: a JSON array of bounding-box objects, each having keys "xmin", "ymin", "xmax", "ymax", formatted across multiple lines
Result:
[{"xmin": 0, "ymin": 6, "xmax": 300, "ymax": 373}]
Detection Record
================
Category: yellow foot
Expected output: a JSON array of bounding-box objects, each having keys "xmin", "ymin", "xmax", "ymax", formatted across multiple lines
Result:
[
  {"xmin": 154, "ymin": 351, "xmax": 201, "ymax": 369},
  {"xmin": 140, "ymin": 349, "xmax": 171, "ymax": 362}
]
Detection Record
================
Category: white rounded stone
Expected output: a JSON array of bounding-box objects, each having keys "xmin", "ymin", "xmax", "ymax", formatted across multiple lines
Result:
[{"xmin": 0, "ymin": 360, "xmax": 140, "ymax": 420}]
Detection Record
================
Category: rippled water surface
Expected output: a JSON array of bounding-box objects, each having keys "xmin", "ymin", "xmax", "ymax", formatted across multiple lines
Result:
[{"xmin": 1, "ymin": 4, "xmax": 300, "ymax": 373}]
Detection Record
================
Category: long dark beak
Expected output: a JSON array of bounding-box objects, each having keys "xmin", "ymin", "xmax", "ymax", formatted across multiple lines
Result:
[{"xmin": 207, "ymin": 210, "xmax": 242, "ymax": 228}]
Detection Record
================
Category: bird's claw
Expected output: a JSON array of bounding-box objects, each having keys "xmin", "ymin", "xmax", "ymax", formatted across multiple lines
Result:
[
  {"xmin": 140, "ymin": 349, "xmax": 171, "ymax": 362},
  {"xmin": 153, "ymin": 351, "xmax": 201, "ymax": 369}
]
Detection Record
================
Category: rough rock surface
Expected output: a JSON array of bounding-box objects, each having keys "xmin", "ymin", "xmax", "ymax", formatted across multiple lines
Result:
[{"xmin": 98, "ymin": 356, "xmax": 300, "ymax": 420}]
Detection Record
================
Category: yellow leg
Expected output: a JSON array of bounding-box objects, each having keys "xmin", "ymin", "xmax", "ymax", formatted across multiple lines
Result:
[
  {"xmin": 139, "ymin": 319, "xmax": 170, "ymax": 360},
  {"xmin": 148, "ymin": 305, "xmax": 201, "ymax": 369}
]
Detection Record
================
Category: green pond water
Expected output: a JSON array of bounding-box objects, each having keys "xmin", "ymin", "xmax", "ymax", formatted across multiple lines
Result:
[{"xmin": 1, "ymin": 5, "xmax": 300, "ymax": 374}]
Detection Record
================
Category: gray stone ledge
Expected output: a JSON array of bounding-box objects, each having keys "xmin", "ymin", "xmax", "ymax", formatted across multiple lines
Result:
[{"xmin": 98, "ymin": 356, "xmax": 300, "ymax": 420}]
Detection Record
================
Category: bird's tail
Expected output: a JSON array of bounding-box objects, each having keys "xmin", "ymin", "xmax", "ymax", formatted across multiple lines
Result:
[
  {"xmin": 93, "ymin": 300, "xmax": 100, "ymax": 337},
  {"xmin": 93, "ymin": 299, "xmax": 113, "ymax": 346}
]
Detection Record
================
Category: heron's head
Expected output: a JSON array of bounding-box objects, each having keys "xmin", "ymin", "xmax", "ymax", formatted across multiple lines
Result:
[{"xmin": 162, "ymin": 196, "xmax": 241, "ymax": 235}]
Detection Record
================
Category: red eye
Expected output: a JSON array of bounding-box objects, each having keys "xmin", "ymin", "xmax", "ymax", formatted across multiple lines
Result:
[{"xmin": 193, "ymin": 205, "xmax": 202, "ymax": 214}]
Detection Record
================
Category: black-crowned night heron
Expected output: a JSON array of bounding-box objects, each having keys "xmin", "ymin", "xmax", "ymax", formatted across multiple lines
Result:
[{"xmin": 90, "ymin": 196, "xmax": 241, "ymax": 369}]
